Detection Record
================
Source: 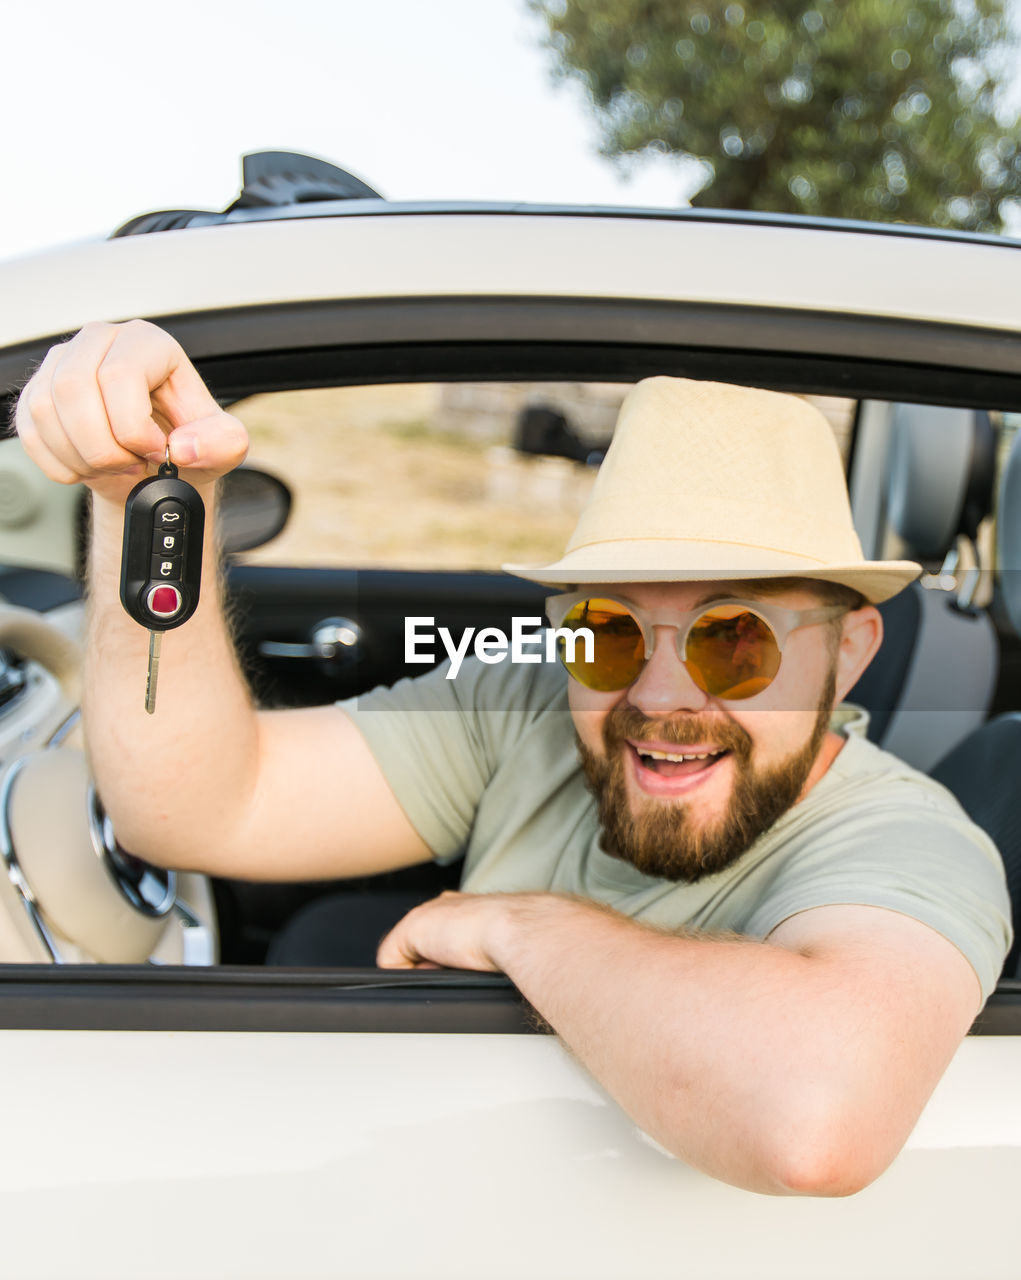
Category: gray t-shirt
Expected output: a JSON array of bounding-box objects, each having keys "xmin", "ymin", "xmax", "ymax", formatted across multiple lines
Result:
[{"xmin": 339, "ymin": 657, "xmax": 1012, "ymax": 1000}]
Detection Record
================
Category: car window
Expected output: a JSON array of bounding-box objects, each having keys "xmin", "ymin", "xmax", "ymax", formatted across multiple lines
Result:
[{"xmin": 228, "ymin": 382, "xmax": 857, "ymax": 570}]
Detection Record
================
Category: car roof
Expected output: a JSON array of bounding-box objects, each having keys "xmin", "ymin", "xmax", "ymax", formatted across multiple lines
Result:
[
  {"xmin": 114, "ymin": 192, "xmax": 1019, "ymax": 250},
  {"xmin": 109, "ymin": 150, "xmax": 1018, "ymax": 253},
  {"xmin": 3, "ymin": 148, "xmax": 1019, "ymax": 356},
  {"xmin": 1, "ymin": 205, "xmax": 1020, "ymax": 355}
]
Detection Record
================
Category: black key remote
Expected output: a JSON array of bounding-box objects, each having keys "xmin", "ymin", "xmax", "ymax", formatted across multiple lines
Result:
[{"xmin": 119, "ymin": 459, "xmax": 205, "ymax": 713}]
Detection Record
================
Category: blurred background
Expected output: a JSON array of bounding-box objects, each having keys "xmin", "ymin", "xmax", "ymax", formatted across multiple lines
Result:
[
  {"xmin": 2, "ymin": 0, "xmax": 1016, "ymax": 575},
  {"xmin": 2, "ymin": 0, "xmax": 1019, "ymax": 262}
]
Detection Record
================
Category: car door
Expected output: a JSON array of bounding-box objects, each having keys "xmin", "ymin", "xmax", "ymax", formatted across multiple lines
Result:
[{"xmin": 1, "ymin": 214, "xmax": 1021, "ymax": 1278}]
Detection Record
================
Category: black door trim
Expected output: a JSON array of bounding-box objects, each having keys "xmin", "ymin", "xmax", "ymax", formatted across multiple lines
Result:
[
  {"xmin": 0, "ymin": 965, "xmax": 1018, "ymax": 1034},
  {"xmin": 0, "ymin": 965, "xmax": 542, "ymax": 1033},
  {"xmin": 3, "ymin": 296, "xmax": 1019, "ymax": 411}
]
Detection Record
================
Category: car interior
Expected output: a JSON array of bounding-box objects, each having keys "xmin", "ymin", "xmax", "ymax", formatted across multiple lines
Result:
[
  {"xmin": 235, "ymin": 384, "xmax": 1021, "ymax": 977},
  {"xmin": 1, "ymin": 365, "xmax": 1019, "ymax": 999}
]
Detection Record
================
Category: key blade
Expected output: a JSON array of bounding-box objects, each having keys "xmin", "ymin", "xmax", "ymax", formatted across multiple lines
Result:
[{"xmin": 145, "ymin": 630, "xmax": 162, "ymax": 715}]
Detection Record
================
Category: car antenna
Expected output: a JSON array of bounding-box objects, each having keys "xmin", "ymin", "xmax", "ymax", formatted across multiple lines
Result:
[
  {"xmin": 112, "ymin": 151, "xmax": 384, "ymax": 238},
  {"xmin": 228, "ymin": 151, "xmax": 383, "ymax": 208}
]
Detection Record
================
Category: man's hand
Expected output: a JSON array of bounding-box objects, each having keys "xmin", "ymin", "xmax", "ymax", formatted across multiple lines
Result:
[
  {"xmin": 377, "ymin": 890, "xmax": 553, "ymax": 971},
  {"xmin": 15, "ymin": 319, "xmax": 249, "ymax": 502}
]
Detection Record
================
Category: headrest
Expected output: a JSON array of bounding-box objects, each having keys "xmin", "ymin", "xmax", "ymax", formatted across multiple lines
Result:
[
  {"xmin": 885, "ymin": 404, "xmax": 996, "ymax": 561},
  {"xmin": 997, "ymin": 426, "xmax": 1021, "ymax": 635}
]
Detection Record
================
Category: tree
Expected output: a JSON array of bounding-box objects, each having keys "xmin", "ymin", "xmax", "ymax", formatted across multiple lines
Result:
[{"xmin": 529, "ymin": 0, "xmax": 1020, "ymax": 231}]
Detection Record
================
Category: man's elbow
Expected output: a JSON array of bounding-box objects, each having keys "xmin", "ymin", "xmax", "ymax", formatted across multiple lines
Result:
[
  {"xmin": 763, "ymin": 1105, "xmax": 899, "ymax": 1197},
  {"xmin": 768, "ymin": 1143, "xmax": 886, "ymax": 1198},
  {"xmin": 655, "ymin": 1096, "xmax": 899, "ymax": 1197}
]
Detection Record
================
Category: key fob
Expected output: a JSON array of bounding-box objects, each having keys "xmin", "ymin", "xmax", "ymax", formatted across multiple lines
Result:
[{"xmin": 119, "ymin": 460, "xmax": 205, "ymax": 630}]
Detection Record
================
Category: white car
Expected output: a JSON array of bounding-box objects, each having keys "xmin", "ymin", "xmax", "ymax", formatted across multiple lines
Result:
[{"xmin": 1, "ymin": 152, "xmax": 1020, "ymax": 1279}]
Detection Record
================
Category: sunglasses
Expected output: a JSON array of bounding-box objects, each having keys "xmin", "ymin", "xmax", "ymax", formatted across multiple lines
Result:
[{"xmin": 544, "ymin": 592, "xmax": 847, "ymax": 700}]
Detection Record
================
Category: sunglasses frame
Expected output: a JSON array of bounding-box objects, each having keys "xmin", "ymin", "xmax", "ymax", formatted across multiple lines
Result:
[{"xmin": 544, "ymin": 590, "xmax": 848, "ymax": 694}]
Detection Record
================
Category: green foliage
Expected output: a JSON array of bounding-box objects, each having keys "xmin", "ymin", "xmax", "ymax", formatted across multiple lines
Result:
[{"xmin": 529, "ymin": 0, "xmax": 1020, "ymax": 231}]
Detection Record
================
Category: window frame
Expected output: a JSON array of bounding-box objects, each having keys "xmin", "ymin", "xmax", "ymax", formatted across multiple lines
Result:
[{"xmin": 1, "ymin": 293, "xmax": 1020, "ymax": 1032}]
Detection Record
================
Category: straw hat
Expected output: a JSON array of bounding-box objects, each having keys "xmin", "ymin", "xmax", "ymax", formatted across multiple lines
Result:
[{"xmin": 503, "ymin": 376, "xmax": 920, "ymax": 604}]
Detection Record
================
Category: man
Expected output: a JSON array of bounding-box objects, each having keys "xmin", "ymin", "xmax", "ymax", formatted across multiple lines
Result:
[{"xmin": 15, "ymin": 321, "xmax": 1011, "ymax": 1197}]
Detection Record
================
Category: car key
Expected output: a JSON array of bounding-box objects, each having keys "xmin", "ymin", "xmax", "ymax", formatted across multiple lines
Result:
[{"xmin": 119, "ymin": 454, "xmax": 205, "ymax": 714}]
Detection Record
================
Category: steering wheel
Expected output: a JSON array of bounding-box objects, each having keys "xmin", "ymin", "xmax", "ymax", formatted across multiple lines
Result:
[
  {"xmin": 0, "ymin": 600, "xmax": 81, "ymax": 705},
  {"xmin": 0, "ymin": 602, "xmax": 216, "ymax": 963}
]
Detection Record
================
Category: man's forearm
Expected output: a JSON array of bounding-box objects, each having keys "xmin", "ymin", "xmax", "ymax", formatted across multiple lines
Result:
[
  {"xmin": 379, "ymin": 890, "xmax": 964, "ymax": 1196},
  {"xmin": 85, "ymin": 485, "xmax": 260, "ymax": 867},
  {"xmin": 489, "ymin": 897, "xmax": 839, "ymax": 1193}
]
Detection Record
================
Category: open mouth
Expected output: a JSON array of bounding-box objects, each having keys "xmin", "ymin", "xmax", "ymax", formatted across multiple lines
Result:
[{"xmin": 626, "ymin": 741, "xmax": 732, "ymax": 793}]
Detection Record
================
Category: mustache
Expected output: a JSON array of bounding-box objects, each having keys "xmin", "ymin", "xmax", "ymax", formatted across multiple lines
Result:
[{"xmin": 601, "ymin": 702, "xmax": 752, "ymax": 759}]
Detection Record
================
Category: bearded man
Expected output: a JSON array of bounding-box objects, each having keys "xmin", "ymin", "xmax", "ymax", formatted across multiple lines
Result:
[{"xmin": 15, "ymin": 324, "xmax": 1010, "ymax": 1197}]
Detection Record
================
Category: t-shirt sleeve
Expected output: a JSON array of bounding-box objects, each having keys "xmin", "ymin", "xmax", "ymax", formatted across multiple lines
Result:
[
  {"xmin": 743, "ymin": 799, "xmax": 1013, "ymax": 1003},
  {"xmin": 335, "ymin": 657, "xmax": 559, "ymax": 864}
]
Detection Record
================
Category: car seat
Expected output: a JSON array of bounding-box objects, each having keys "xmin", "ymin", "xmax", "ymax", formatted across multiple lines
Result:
[
  {"xmin": 929, "ymin": 421, "xmax": 1021, "ymax": 977},
  {"xmin": 847, "ymin": 404, "xmax": 999, "ymax": 772}
]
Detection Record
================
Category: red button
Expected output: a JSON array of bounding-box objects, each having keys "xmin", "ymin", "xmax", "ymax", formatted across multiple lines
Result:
[{"xmin": 147, "ymin": 585, "xmax": 182, "ymax": 618}]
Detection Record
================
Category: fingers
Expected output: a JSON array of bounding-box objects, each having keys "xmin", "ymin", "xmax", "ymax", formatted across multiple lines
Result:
[
  {"xmin": 99, "ymin": 318, "xmax": 222, "ymax": 439},
  {"xmin": 16, "ymin": 347, "xmax": 91, "ymax": 484},
  {"xmin": 167, "ymin": 411, "xmax": 249, "ymax": 476},
  {"xmin": 14, "ymin": 320, "xmax": 245, "ymax": 491},
  {"xmin": 376, "ymin": 915, "xmax": 424, "ymax": 969},
  {"xmin": 57, "ymin": 326, "xmax": 164, "ymax": 473},
  {"xmin": 375, "ymin": 892, "xmax": 504, "ymax": 972},
  {"xmin": 91, "ymin": 326, "xmax": 175, "ymax": 464},
  {"xmin": 18, "ymin": 324, "xmax": 162, "ymax": 484}
]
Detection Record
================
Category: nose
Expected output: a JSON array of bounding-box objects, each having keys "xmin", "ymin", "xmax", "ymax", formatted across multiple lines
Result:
[{"xmin": 625, "ymin": 625, "xmax": 712, "ymax": 717}]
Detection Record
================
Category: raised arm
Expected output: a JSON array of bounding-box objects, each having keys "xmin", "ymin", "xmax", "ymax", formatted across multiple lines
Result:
[{"xmin": 15, "ymin": 320, "xmax": 431, "ymax": 880}]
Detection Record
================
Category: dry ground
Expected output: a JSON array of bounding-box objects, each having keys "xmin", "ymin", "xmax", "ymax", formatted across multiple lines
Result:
[
  {"xmin": 230, "ymin": 383, "xmax": 855, "ymax": 571},
  {"xmin": 231, "ymin": 384, "xmax": 597, "ymax": 570}
]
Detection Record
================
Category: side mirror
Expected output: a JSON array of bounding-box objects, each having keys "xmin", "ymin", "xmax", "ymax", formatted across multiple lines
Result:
[{"xmin": 217, "ymin": 466, "xmax": 292, "ymax": 554}]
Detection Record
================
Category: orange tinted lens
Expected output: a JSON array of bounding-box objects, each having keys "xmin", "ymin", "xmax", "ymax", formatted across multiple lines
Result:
[
  {"xmin": 558, "ymin": 598, "xmax": 645, "ymax": 691},
  {"xmin": 684, "ymin": 607, "xmax": 780, "ymax": 699}
]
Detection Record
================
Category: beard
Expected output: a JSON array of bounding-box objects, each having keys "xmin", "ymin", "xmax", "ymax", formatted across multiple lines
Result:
[{"xmin": 576, "ymin": 666, "xmax": 837, "ymax": 883}]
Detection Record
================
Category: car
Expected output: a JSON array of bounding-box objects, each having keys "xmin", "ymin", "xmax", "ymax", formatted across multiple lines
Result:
[{"xmin": 1, "ymin": 150, "xmax": 1020, "ymax": 1278}]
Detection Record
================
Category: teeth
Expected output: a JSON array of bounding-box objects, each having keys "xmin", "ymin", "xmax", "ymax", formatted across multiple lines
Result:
[{"xmin": 640, "ymin": 748, "xmax": 720, "ymax": 762}]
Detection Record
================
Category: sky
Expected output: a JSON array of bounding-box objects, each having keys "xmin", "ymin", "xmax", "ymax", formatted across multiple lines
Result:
[
  {"xmin": 4, "ymin": 0, "xmax": 1018, "ymax": 263},
  {"xmin": 0, "ymin": 0, "xmax": 690, "ymax": 263}
]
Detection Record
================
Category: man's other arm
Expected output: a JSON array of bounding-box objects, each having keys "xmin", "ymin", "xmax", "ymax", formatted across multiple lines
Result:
[
  {"xmin": 15, "ymin": 320, "xmax": 432, "ymax": 880},
  {"xmin": 377, "ymin": 894, "xmax": 981, "ymax": 1195}
]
